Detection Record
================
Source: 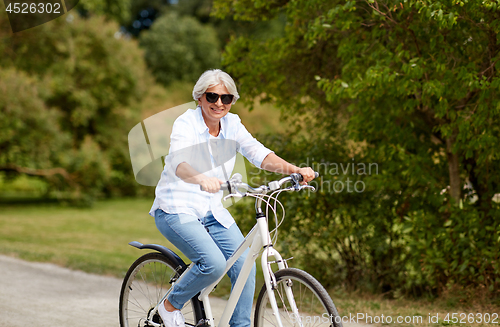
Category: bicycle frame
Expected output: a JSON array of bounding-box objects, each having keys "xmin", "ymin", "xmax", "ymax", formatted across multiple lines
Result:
[
  {"xmin": 202, "ymin": 212, "xmax": 289, "ymax": 327},
  {"xmin": 152, "ymin": 213, "xmax": 290, "ymax": 327}
]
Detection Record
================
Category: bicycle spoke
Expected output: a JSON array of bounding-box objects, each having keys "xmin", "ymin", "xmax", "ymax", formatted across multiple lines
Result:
[
  {"xmin": 127, "ymin": 290, "xmax": 148, "ymax": 312},
  {"xmin": 255, "ymin": 269, "xmax": 342, "ymax": 327}
]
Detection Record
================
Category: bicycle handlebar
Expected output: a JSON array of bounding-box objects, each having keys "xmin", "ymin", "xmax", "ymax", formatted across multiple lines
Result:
[{"xmin": 200, "ymin": 172, "xmax": 319, "ymax": 193}]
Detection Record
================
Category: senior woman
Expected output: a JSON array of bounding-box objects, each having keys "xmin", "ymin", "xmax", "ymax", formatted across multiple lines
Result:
[{"xmin": 150, "ymin": 69, "xmax": 314, "ymax": 327}]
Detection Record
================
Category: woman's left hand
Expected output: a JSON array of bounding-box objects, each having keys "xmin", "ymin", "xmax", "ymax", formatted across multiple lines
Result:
[{"xmin": 297, "ymin": 167, "xmax": 316, "ymax": 184}]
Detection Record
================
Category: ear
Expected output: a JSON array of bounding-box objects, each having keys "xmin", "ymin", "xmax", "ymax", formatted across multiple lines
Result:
[{"xmin": 198, "ymin": 99, "xmax": 202, "ymax": 107}]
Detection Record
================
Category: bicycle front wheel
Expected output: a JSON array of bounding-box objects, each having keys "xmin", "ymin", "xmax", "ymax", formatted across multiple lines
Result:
[
  {"xmin": 119, "ymin": 252, "xmax": 204, "ymax": 327},
  {"xmin": 255, "ymin": 268, "xmax": 342, "ymax": 327}
]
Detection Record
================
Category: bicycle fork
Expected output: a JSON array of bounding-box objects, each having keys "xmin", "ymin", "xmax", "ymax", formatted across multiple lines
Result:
[
  {"xmin": 258, "ymin": 217, "xmax": 303, "ymax": 327},
  {"xmin": 261, "ymin": 247, "xmax": 303, "ymax": 327}
]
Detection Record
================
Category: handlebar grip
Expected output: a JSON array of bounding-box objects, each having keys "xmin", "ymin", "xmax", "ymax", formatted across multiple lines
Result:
[
  {"xmin": 295, "ymin": 171, "xmax": 320, "ymax": 182},
  {"xmin": 200, "ymin": 182, "xmax": 228, "ymax": 192}
]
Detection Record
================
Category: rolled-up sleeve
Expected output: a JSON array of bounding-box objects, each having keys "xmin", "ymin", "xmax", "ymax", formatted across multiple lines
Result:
[
  {"xmin": 235, "ymin": 120, "xmax": 274, "ymax": 168},
  {"xmin": 168, "ymin": 117, "xmax": 196, "ymax": 172}
]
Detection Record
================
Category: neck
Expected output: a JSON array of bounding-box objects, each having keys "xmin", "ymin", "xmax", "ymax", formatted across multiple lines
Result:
[
  {"xmin": 207, "ymin": 120, "xmax": 220, "ymax": 137},
  {"xmin": 209, "ymin": 126, "xmax": 219, "ymax": 137},
  {"xmin": 201, "ymin": 110, "xmax": 221, "ymax": 136}
]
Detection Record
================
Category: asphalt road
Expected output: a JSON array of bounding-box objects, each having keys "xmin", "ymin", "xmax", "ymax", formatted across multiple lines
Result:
[
  {"xmin": 0, "ymin": 255, "xmax": 234, "ymax": 327},
  {"xmin": 0, "ymin": 254, "xmax": 123, "ymax": 326}
]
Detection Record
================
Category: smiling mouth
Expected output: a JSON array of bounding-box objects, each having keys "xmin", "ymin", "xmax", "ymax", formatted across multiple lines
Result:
[{"xmin": 211, "ymin": 107, "xmax": 224, "ymax": 114}]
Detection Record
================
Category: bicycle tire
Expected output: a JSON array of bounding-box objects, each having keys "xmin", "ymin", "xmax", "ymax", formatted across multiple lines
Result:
[
  {"xmin": 254, "ymin": 268, "xmax": 342, "ymax": 327},
  {"xmin": 119, "ymin": 252, "xmax": 205, "ymax": 327}
]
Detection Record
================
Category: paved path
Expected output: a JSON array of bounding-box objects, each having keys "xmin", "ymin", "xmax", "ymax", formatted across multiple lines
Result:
[
  {"xmin": 0, "ymin": 255, "xmax": 229, "ymax": 327},
  {"xmin": 0, "ymin": 255, "xmax": 124, "ymax": 326}
]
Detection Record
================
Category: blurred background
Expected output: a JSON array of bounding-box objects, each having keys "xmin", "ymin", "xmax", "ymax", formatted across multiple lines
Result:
[{"xmin": 0, "ymin": 0, "xmax": 499, "ymax": 313}]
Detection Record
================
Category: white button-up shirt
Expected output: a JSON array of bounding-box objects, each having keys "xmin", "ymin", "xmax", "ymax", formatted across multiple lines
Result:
[{"xmin": 149, "ymin": 106, "xmax": 273, "ymax": 228}]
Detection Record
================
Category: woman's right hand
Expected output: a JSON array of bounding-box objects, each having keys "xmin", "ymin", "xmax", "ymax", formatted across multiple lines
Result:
[{"xmin": 200, "ymin": 177, "xmax": 224, "ymax": 193}]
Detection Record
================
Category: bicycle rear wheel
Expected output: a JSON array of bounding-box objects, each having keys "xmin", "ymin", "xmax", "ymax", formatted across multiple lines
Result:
[
  {"xmin": 119, "ymin": 252, "xmax": 205, "ymax": 327},
  {"xmin": 254, "ymin": 268, "xmax": 342, "ymax": 327}
]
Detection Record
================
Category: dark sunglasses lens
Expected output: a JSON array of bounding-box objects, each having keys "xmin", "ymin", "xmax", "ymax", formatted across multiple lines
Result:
[
  {"xmin": 205, "ymin": 92, "xmax": 234, "ymax": 104},
  {"xmin": 221, "ymin": 94, "xmax": 234, "ymax": 105},
  {"xmin": 205, "ymin": 92, "xmax": 219, "ymax": 103}
]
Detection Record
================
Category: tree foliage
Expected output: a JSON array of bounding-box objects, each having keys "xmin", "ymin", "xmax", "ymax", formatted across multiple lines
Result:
[
  {"xmin": 139, "ymin": 12, "xmax": 221, "ymax": 86},
  {"xmin": 76, "ymin": 0, "xmax": 132, "ymax": 24},
  {"xmin": 0, "ymin": 69, "xmax": 68, "ymax": 172},
  {"xmin": 0, "ymin": 15, "xmax": 152, "ymax": 202},
  {"xmin": 214, "ymin": 0, "xmax": 500, "ymax": 297}
]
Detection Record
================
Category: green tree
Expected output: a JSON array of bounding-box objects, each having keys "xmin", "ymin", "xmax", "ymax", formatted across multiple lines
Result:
[
  {"xmin": 0, "ymin": 14, "xmax": 153, "ymax": 201},
  {"xmin": 0, "ymin": 68, "xmax": 71, "ymax": 187},
  {"xmin": 139, "ymin": 12, "xmax": 221, "ymax": 86},
  {"xmin": 76, "ymin": 0, "xmax": 132, "ymax": 24},
  {"xmin": 176, "ymin": 0, "xmax": 287, "ymax": 43},
  {"xmin": 214, "ymin": 0, "xmax": 500, "ymax": 296}
]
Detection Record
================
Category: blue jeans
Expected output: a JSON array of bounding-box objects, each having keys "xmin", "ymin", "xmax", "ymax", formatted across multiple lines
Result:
[{"xmin": 155, "ymin": 209, "xmax": 256, "ymax": 327}]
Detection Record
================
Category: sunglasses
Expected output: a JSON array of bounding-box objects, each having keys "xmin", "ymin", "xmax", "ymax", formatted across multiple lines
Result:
[{"xmin": 204, "ymin": 92, "xmax": 234, "ymax": 105}]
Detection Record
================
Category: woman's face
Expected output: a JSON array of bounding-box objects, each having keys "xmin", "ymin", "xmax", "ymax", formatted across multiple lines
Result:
[{"xmin": 198, "ymin": 84, "xmax": 232, "ymax": 126}]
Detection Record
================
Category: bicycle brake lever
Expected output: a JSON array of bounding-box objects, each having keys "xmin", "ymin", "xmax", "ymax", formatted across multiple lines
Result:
[
  {"xmin": 223, "ymin": 193, "xmax": 244, "ymax": 201},
  {"xmin": 299, "ymin": 185, "xmax": 316, "ymax": 192}
]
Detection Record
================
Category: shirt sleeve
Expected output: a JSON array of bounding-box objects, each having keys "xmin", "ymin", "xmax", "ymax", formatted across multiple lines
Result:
[
  {"xmin": 235, "ymin": 119, "xmax": 274, "ymax": 168},
  {"xmin": 168, "ymin": 115, "xmax": 197, "ymax": 172}
]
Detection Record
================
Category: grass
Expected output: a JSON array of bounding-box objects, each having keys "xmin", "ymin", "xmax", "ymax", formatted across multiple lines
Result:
[
  {"xmin": 0, "ymin": 198, "xmax": 162, "ymax": 277},
  {"xmin": 330, "ymin": 288, "xmax": 500, "ymax": 327}
]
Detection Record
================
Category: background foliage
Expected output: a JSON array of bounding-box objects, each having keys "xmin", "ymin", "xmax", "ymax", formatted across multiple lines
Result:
[
  {"xmin": 139, "ymin": 12, "xmax": 221, "ymax": 86},
  {"xmin": 0, "ymin": 13, "xmax": 152, "ymax": 202},
  {"xmin": 76, "ymin": 0, "xmax": 132, "ymax": 24},
  {"xmin": 213, "ymin": 0, "xmax": 500, "ymax": 299}
]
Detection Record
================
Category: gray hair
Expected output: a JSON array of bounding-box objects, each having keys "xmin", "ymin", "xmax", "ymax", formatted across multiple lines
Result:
[{"xmin": 192, "ymin": 69, "xmax": 240, "ymax": 104}]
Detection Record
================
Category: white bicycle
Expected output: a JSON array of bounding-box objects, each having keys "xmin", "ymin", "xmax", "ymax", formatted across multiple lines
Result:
[{"xmin": 119, "ymin": 172, "xmax": 343, "ymax": 327}]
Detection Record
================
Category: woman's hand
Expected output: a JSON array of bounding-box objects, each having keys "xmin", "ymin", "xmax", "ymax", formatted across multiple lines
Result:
[
  {"xmin": 176, "ymin": 163, "xmax": 223, "ymax": 193},
  {"xmin": 297, "ymin": 167, "xmax": 316, "ymax": 184},
  {"xmin": 199, "ymin": 177, "xmax": 224, "ymax": 193},
  {"xmin": 260, "ymin": 153, "xmax": 316, "ymax": 184}
]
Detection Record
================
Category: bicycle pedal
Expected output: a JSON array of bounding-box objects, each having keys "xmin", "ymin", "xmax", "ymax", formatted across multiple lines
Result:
[{"xmin": 195, "ymin": 319, "xmax": 211, "ymax": 327}]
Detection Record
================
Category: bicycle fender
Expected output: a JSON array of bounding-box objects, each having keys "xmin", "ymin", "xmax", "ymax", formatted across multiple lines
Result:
[{"xmin": 128, "ymin": 241, "xmax": 187, "ymax": 270}]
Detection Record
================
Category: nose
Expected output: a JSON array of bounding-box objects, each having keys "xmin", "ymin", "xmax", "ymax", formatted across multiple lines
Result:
[{"xmin": 215, "ymin": 97, "xmax": 224, "ymax": 106}]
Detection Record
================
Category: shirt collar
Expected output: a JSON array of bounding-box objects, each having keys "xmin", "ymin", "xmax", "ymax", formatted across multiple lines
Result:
[{"xmin": 195, "ymin": 106, "xmax": 227, "ymax": 138}]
